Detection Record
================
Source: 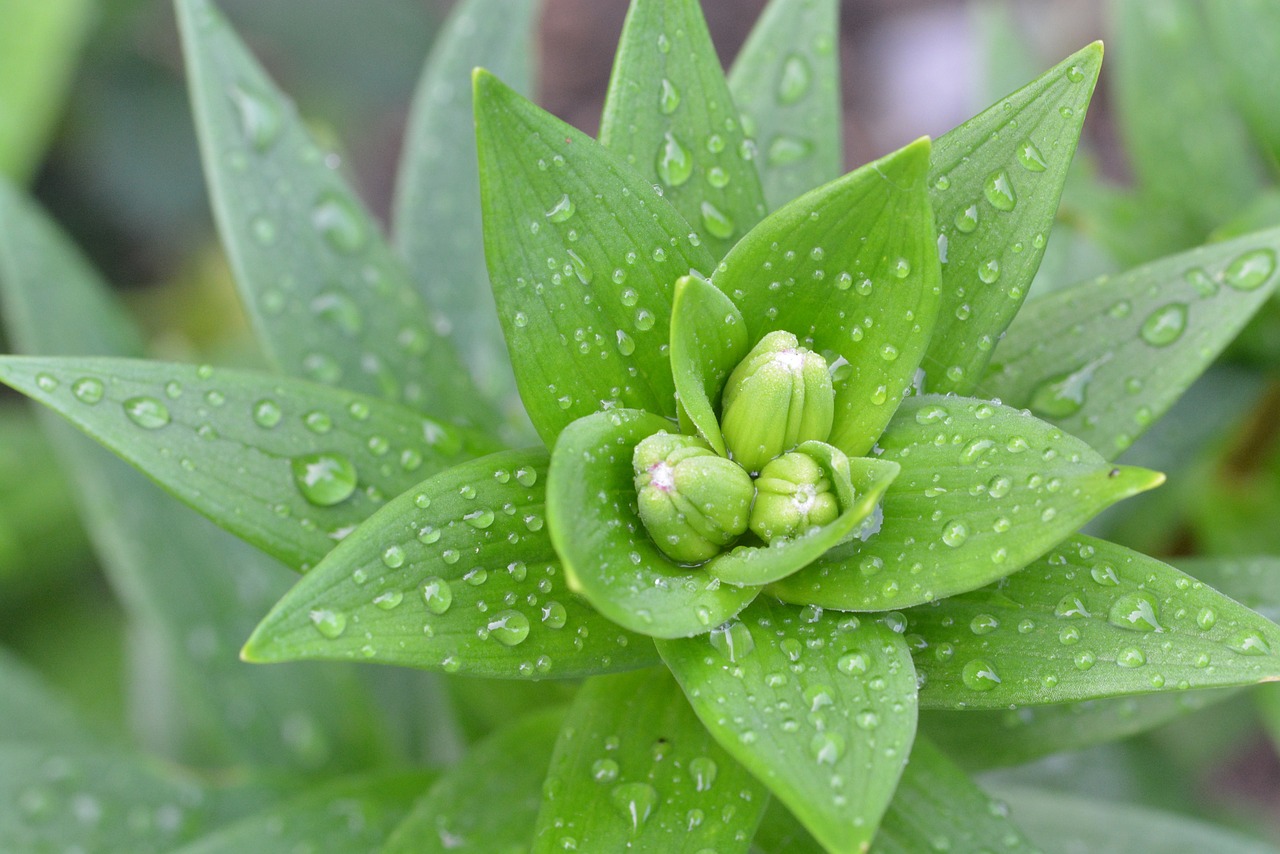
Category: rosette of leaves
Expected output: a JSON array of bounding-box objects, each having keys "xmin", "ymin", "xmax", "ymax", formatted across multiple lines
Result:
[{"xmin": 5, "ymin": 0, "xmax": 1280, "ymax": 851}]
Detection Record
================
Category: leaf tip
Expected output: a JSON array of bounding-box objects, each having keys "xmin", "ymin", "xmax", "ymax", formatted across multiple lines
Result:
[{"xmin": 1110, "ymin": 465, "xmax": 1166, "ymax": 498}]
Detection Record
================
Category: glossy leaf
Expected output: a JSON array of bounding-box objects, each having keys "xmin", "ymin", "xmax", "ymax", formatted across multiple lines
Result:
[
  {"xmin": 706, "ymin": 452, "xmax": 899, "ymax": 587},
  {"xmin": 244, "ymin": 448, "xmax": 658, "ymax": 678},
  {"xmin": 172, "ymin": 771, "xmax": 434, "ymax": 854},
  {"xmin": 532, "ymin": 668, "xmax": 768, "ymax": 853},
  {"xmin": 393, "ymin": 0, "xmax": 539, "ymax": 410},
  {"xmin": 925, "ymin": 42, "xmax": 1101, "ymax": 395},
  {"xmin": 982, "ymin": 227, "xmax": 1280, "ymax": 459},
  {"xmin": 772, "ymin": 396, "xmax": 1163, "ymax": 611},
  {"xmin": 920, "ymin": 689, "xmax": 1238, "ymax": 770},
  {"xmin": 1204, "ymin": 0, "xmax": 1280, "ymax": 170},
  {"xmin": 385, "ymin": 708, "xmax": 562, "ymax": 853},
  {"xmin": 728, "ymin": 0, "xmax": 841, "ymax": 212},
  {"xmin": 0, "ymin": 180, "xmax": 393, "ymax": 770},
  {"xmin": 994, "ymin": 786, "xmax": 1279, "ymax": 854},
  {"xmin": 872, "ymin": 737, "xmax": 1037, "ymax": 854},
  {"xmin": 600, "ymin": 0, "xmax": 766, "ymax": 257},
  {"xmin": 175, "ymin": 0, "xmax": 490, "ymax": 425},
  {"xmin": 0, "ymin": 356, "xmax": 492, "ymax": 572},
  {"xmin": 474, "ymin": 70, "xmax": 715, "ymax": 446},
  {"xmin": 905, "ymin": 535, "xmax": 1280, "ymax": 710},
  {"xmin": 658, "ymin": 597, "xmax": 918, "ymax": 854},
  {"xmin": 547, "ymin": 409, "xmax": 759, "ymax": 638},
  {"xmin": 669, "ymin": 274, "xmax": 749, "ymax": 454},
  {"xmin": 1113, "ymin": 0, "xmax": 1261, "ymax": 238},
  {"xmin": 713, "ymin": 137, "xmax": 940, "ymax": 457}
]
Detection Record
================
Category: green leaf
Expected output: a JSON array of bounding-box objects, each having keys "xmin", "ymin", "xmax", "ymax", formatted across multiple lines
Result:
[
  {"xmin": 0, "ymin": 179, "xmax": 393, "ymax": 771},
  {"xmin": 532, "ymin": 668, "xmax": 768, "ymax": 853},
  {"xmin": 728, "ymin": 0, "xmax": 841, "ymax": 212},
  {"xmin": 0, "ymin": 356, "xmax": 492, "ymax": 572},
  {"xmin": 924, "ymin": 42, "xmax": 1101, "ymax": 395},
  {"xmin": 713, "ymin": 137, "xmax": 940, "ymax": 457},
  {"xmin": 0, "ymin": 0, "xmax": 91, "ymax": 181},
  {"xmin": 474, "ymin": 69, "xmax": 716, "ymax": 446},
  {"xmin": 658, "ymin": 597, "xmax": 918, "ymax": 854},
  {"xmin": 393, "ymin": 0, "xmax": 540, "ymax": 411},
  {"xmin": 872, "ymin": 737, "xmax": 1038, "ymax": 854},
  {"xmin": 750, "ymin": 801, "xmax": 824, "ymax": 854},
  {"xmin": 600, "ymin": 0, "xmax": 766, "ymax": 257},
  {"xmin": 706, "ymin": 452, "xmax": 899, "ymax": 587},
  {"xmin": 982, "ymin": 227, "xmax": 1280, "ymax": 459},
  {"xmin": 0, "ymin": 648, "xmax": 90, "ymax": 744},
  {"xmin": 1205, "ymin": 0, "xmax": 1280, "ymax": 171},
  {"xmin": 385, "ymin": 708, "xmax": 562, "ymax": 853},
  {"xmin": 669, "ymin": 274, "xmax": 749, "ymax": 455},
  {"xmin": 547, "ymin": 409, "xmax": 759, "ymax": 639},
  {"xmin": 174, "ymin": 0, "xmax": 490, "ymax": 426},
  {"xmin": 172, "ymin": 771, "xmax": 434, "ymax": 854},
  {"xmin": 245, "ymin": 448, "xmax": 658, "ymax": 677},
  {"xmin": 992, "ymin": 786, "xmax": 1279, "ymax": 854},
  {"xmin": 905, "ymin": 535, "xmax": 1280, "ymax": 710},
  {"xmin": 1112, "ymin": 0, "xmax": 1262, "ymax": 237},
  {"xmin": 772, "ymin": 396, "xmax": 1163, "ymax": 611},
  {"xmin": 1174, "ymin": 556, "xmax": 1280, "ymax": 623},
  {"xmin": 920, "ymin": 689, "xmax": 1238, "ymax": 770}
]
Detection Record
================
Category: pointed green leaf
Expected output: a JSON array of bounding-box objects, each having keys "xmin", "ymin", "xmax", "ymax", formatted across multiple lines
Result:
[
  {"xmin": 729, "ymin": 0, "xmax": 841, "ymax": 212},
  {"xmin": 670, "ymin": 274, "xmax": 749, "ymax": 455},
  {"xmin": 532, "ymin": 668, "xmax": 768, "ymax": 853},
  {"xmin": 1205, "ymin": 0, "xmax": 1280, "ymax": 170},
  {"xmin": 0, "ymin": 356, "xmax": 493, "ymax": 572},
  {"xmin": 658, "ymin": 598, "xmax": 918, "ymax": 854},
  {"xmin": 920, "ymin": 689, "xmax": 1238, "ymax": 770},
  {"xmin": 393, "ymin": 0, "xmax": 539, "ymax": 409},
  {"xmin": 174, "ymin": 0, "xmax": 490, "ymax": 425},
  {"xmin": 1113, "ymin": 0, "xmax": 1262, "ymax": 237},
  {"xmin": 474, "ymin": 70, "xmax": 715, "ymax": 446},
  {"xmin": 993, "ymin": 786, "xmax": 1279, "ymax": 854},
  {"xmin": 706, "ymin": 452, "xmax": 899, "ymax": 587},
  {"xmin": 245, "ymin": 448, "xmax": 658, "ymax": 677},
  {"xmin": 714, "ymin": 138, "xmax": 940, "ymax": 457},
  {"xmin": 1174, "ymin": 556, "xmax": 1280, "ymax": 623},
  {"xmin": 982, "ymin": 227, "xmax": 1280, "ymax": 459},
  {"xmin": 872, "ymin": 737, "xmax": 1038, "ymax": 854},
  {"xmin": 0, "ymin": 181, "xmax": 393, "ymax": 771},
  {"xmin": 773, "ymin": 396, "xmax": 1163, "ymax": 611},
  {"xmin": 600, "ymin": 0, "xmax": 766, "ymax": 257},
  {"xmin": 385, "ymin": 708, "xmax": 562, "ymax": 853},
  {"xmin": 172, "ymin": 771, "xmax": 434, "ymax": 854},
  {"xmin": 904, "ymin": 535, "xmax": 1280, "ymax": 710},
  {"xmin": 547, "ymin": 409, "xmax": 759, "ymax": 639},
  {"xmin": 925, "ymin": 43, "xmax": 1101, "ymax": 395}
]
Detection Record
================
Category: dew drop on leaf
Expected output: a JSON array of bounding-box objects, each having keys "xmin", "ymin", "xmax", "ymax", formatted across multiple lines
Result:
[
  {"xmin": 72, "ymin": 377, "xmax": 104, "ymax": 404},
  {"xmin": 983, "ymin": 169, "xmax": 1017, "ymax": 211},
  {"xmin": 658, "ymin": 78, "xmax": 680, "ymax": 115},
  {"xmin": 228, "ymin": 84, "xmax": 281, "ymax": 152},
  {"xmin": 689, "ymin": 756, "xmax": 718, "ymax": 791},
  {"xmin": 291, "ymin": 452, "xmax": 358, "ymax": 506},
  {"xmin": 123, "ymin": 397, "xmax": 171, "ymax": 430},
  {"xmin": 611, "ymin": 782, "xmax": 658, "ymax": 830},
  {"xmin": 309, "ymin": 608, "xmax": 347, "ymax": 639},
  {"xmin": 657, "ymin": 131, "xmax": 693, "ymax": 187},
  {"xmin": 709, "ymin": 620, "xmax": 755, "ymax": 663},
  {"xmin": 546, "ymin": 193, "xmax": 575, "ymax": 223},
  {"xmin": 1227, "ymin": 631, "xmax": 1271, "ymax": 656},
  {"xmin": 961, "ymin": 659, "xmax": 1001, "ymax": 691},
  {"xmin": 700, "ymin": 201, "xmax": 735, "ymax": 240},
  {"xmin": 311, "ymin": 191, "xmax": 368, "ymax": 254},
  {"xmin": 766, "ymin": 135, "xmax": 812, "ymax": 166},
  {"xmin": 488, "ymin": 610, "xmax": 530, "ymax": 646},
  {"xmin": 421, "ymin": 577, "xmax": 453, "ymax": 615},
  {"xmin": 1223, "ymin": 248, "xmax": 1276, "ymax": 291},
  {"xmin": 252, "ymin": 398, "xmax": 282, "ymax": 428},
  {"xmin": 1016, "ymin": 138, "xmax": 1048, "ymax": 172},
  {"xmin": 776, "ymin": 53, "xmax": 811, "ymax": 105},
  {"xmin": 1139, "ymin": 303, "xmax": 1188, "ymax": 347}
]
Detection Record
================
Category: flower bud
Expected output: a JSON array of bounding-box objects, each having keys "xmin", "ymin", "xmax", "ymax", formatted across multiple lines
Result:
[
  {"xmin": 633, "ymin": 432, "xmax": 755, "ymax": 564},
  {"xmin": 749, "ymin": 451, "xmax": 840, "ymax": 543},
  {"xmin": 720, "ymin": 330, "xmax": 835, "ymax": 473}
]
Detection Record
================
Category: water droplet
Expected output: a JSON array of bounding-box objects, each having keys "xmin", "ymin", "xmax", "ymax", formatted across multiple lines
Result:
[
  {"xmin": 229, "ymin": 85, "xmax": 281, "ymax": 151},
  {"xmin": 689, "ymin": 756, "xmax": 718, "ymax": 791},
  {"xmin": 72, "ymin": 377, "xmax": 104, "ymax": 404},
  {"xmin": 969, "ymin": 613, "xmax": 999, "ymax": 635},
  {"xmin": 546, "ymin": 194, "xmax": 575, "ymax": 223},
  {"xmin": 893, "ymin": 258, "xmax": 912, "ymax": 279},
  {"xmin": 303, "ymin": 410, "xmax": 333, "ymax": 434},
  {"xmin": 710, "ymin": 620, "xmax": 755, "ymax": 663},
  {"xmin": 422, "ymin": 577, "xmax": 453, "ymax": 614},
  {"xmin": 373, "ymin": 590, "xmax": 403, "ymax": 610},
  {"xmin": 1090, "ymin": 563, "xmax": 1119, "ymax": 586},
  {"xmin": 1223, "ymin": 248, "xmax": 1276, "ymax": 291},
  {"xmin": 291, "ymin": 452, "xmax": 358, "ymax": 506},
  {"xmin": 978, "ymin": 258, "xmax": 1001, "ymax": 284},
  {"xmin": 253, "ymin": 398, "xmax": 282, "ymax": 428},
  {"xmin": 1139, "ymin": 303, "xmax": 1188, "ymax": 347},
  {"xmin": 961, "ymin": 659, "xmax": 1001, "ymax": 691},
  {"xmin": 983, "ymin": 170, "xmax": 1016, "ymax": 211},
  {"xmin": 657, "ymin": 131, "xmax": 693, "ymax": 187},
  {"xmin": 941, "ymin": 520, "xmax": 969, "ymax": 547},
  {"xmin": 954, "ymin": 205, "xmax": 979, "ymax": 233},
  {"xmin": 1054, "ymin": 594, "xmax": 1091, "ymax": 619},
  {"xmin": 1066, "ymin": 64, "xmax": 1086, "ymax": 83},
  {"xmin": 837, "ymin": 651, "xmax": 869, "ymax": 674},
  {"xmin": 488, "ymin": 610, "xmax": 530, "ymax": 646},
  {"xmin": 810, "ymin": 731, "xmax": 845, "ymax": 765},
  {"xmin": 766, "ymin": 135, "xmax": 813, "ymax": 166},
  {"xmin": 592, "ymin": 758, "xmax": 620, "ymax": 783},
  {"xmin": 567, "ymin": 249, "xmax": 593, "ymax": 285},
  {"xmin": 310, "ymin": 289, "xmax": 364, "ymax": 336},
  {"xmin": 777, "ymin": 54, "xmax": 812, "ymax": 104},
  {"xmin": 124, "ymin": 397, "xmax": 171, "ymax": 430},
  {"xmin": 611, "ymin": 782, "xmax": 658, "ymax": 830},
  {"xmin": 658, "ymin": 78, "xmax": 680, "ymax": 114},
  {"xmin": 312, "ymin": 191, "xmax": 368, "ymax": 254},
  {"xmin": 1016, "ymin": 138, "xmax": 1048, "ymax": 172},
  {"xmin": 35, "ymin": 373, "xmax": 58, "ymax": 392},
  {"xmin": 615, "ymin": 329, "xmax": 636, "ymax": 356},
  {"xmin": 382, "ymin": 545, "xmax": 406, "ymax": 568},
  {"xmin": 541, "ymin": 601, "xmax": 567, "ymax": 629},
  {"xmin": 1227, "ymin": 631, "xmax": 1270, "ymax": 656},
  {"xmin": 1116, "ymin": 647, "xmax": 1146, "ymax": 668},
  {"xmin": 706, "ymin": 166, "xmax": 729, "ymax": 188},
  {"xmin": 1196, "ymin": 608, "xmax": 1217, "ymax": 630},
  {"xmin": 700, "ymin": 201, "xmax": 735, "ymax": 240},
  {"xmin": 1027, "ymin": 356, "xmax": 1108, "ymax": 418},
  {"xmin": 309, "ymin": 608, "xmax": 347, "ymax": 639}
]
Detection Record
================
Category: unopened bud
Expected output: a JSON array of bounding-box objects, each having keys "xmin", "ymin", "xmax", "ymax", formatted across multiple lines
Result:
[{"xmin": 749, "ymin": 451, "xmax": 840, "ymax": 542}]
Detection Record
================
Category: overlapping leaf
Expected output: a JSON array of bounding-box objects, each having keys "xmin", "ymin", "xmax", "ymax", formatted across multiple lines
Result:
[
  {"xmin": 245, "ymin": 449, "xmax": 658, "ymax": 678},
  {"xmin": 0, "ymin": 356, "xmax": 491, "ymax": 571},
  {"xmin": 924, "ymin": 42, "xmax": 1100, "ymax": 395},
  {"xmin": 982, "ymin": 227, "xmax": 1280, "ymax": 459},
  {"xmin": 659, "ymin": 598, "xmax": 917, "ymax": 854},
  {"xmin": 474, "ymin": 70, "xmax": 715, "ymax": 445},
  {"xmin": 532, "ymin": 668, "xmax": 767, "ymax": 853},
  {"xmin": 175, "ymin": 0, "xmax": 489, "ymax": 425},
  {"xmin": 905, "ymin": 535, "xmax": 1280, "ymax": 710},
  {"xmin": 772, "ymin": 396, "xmax": 1163, "ymax": 611},
  {"xmin": 669, "ymin": 274, "xmax": 748, "ymax": 454},
  {"xmin": 713, "ymin": 138, "xmax": 940, "ymax": 457}
]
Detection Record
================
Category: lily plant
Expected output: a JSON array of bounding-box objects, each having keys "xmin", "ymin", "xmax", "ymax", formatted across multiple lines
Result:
[{"xmin": 5, "ymin": 0, "xmax": 1280, "ymax": 851}]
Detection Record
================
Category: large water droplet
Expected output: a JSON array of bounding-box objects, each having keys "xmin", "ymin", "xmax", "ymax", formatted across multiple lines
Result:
[
  {"xmin": 1027, "ymin": 356, "xmax": 1108, "ymax": 418},
  {"xmin": 422, "ymin": 577, "xmax": 453, "ymax": 615},
  {"xmin": 1227, "ymin": 631, "xmax": 1271, "ymax": 656},
  {"xmin": 611, "ymin": 782, "xmax": 658, "ymax": 830},
  {"xmin": 312, "ymin": 192, "xmax": 368, "ymax": 254},
  {"xmin": 954, "ymin": 205, "xmax": 979, "ymax": 233},
  {"xmin": 983, "ymin": 170, "xmax": 1017, "ymax": 211},
  {"xmin": 810, "ymin": 731, "xmax": 845, "ymax": 765},
  {"xmin": 1223, "ymin": 248, "xmax": 1276, "ymax": 291},
  {"xmin": 1139, "ymin": 303, "xmax": 1188, "ymax": 347},
  {"xmin": 700, "ymin": 201, "xmax": 735, "ymax": 240},
  {"xmin": 253, "ymin": 398, "xmax": 282, "ymax": 428},
  {"xmin": 710, "ymin": 620, "xmax": 755, "ymax": 663},
  {"xmin": 1016, "ymin": 138, "xmax": 1048, "ymax": 172},
  {"xmin": 72, "ymin": 377, "xmax": 104, "ymax": 404},
  {"xmin": 124, "ymin": 397, "xmax": 171, "ymax": 430},
  {"xmin": 309, "ymin": 608, "xmax": 347, "ymax": 639},
  {"xmin": 658, "ymin": 78, "xmax": 680, "ymax": 115},
  {"xmin": 541, "ymin": 601, "xmax": 567, "ymax": 629},
  {"xmin": 1108, "ymin": 592, "xmax": 1162, "ymax": 632},
  {"xmin": 546, "ymin": 194, "xmax": 575, "ymax": 223},
  {"xmin": 488, "ymin": 610, "xmax": 531, "ymax": 646},
  {"xmin": 310, "ymin": 289, "xmax": 364, "ymax": 336},
  {"xmin": 941, "ymin": 520, "xmax": 969, "ymax": 548},
  {"xmin": 656, "ymin": 131, "xmax": 693, "ymax": 187},
  {"xmin": 766, "ymin": 135, "xmax": 813, "ymax": 166},
  {"xmin": 777, "ymin": 54, "xmax": 812, "ymax": 105},
  {"xmin": 229, "ymin": 85, "xmax": 281, "ymax": 152},
  {"xmin": 1116, "ymin": 647, "xmax": 1146, "ymax": 668},
  {"xmin": 961, "ymin": 659, "xmax": 1001, "ymax": 691},
  {"xmin": 689, "ymin": 756, "xmax": 718, "ymax": 792},
  {"xmin": 291, "ymin": 452, "xmax": 358, "ymax": 506}
]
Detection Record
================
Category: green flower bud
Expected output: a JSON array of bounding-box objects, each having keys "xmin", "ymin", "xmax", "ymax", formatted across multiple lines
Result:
[
  {"xmin": 633, "ymin": 432, "xmax": 755, "ymax": 564},
  {"xmin": 720, "ymin": 330, "xmax": 835, "ymax": 473},
  {"xmin": 749, "ymin": 452, "xmax": 840, "ymax": 543}
]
